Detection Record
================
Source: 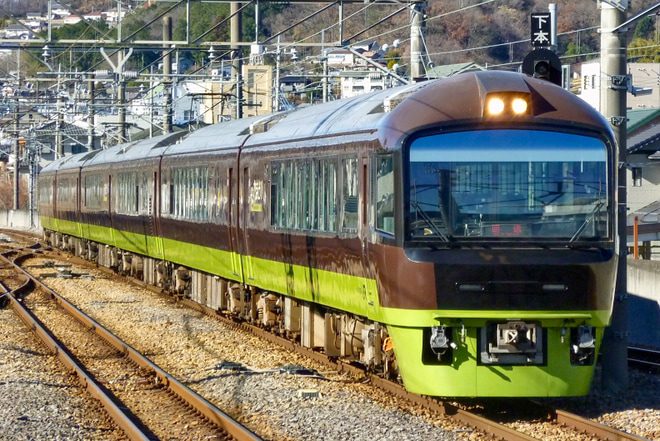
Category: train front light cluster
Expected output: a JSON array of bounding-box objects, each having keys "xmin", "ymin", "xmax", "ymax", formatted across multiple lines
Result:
[{"xmin": 485, "ymin": 94, "xmax": 530, "ymax": 117}]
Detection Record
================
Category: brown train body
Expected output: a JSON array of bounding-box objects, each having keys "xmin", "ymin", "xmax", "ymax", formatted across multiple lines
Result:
[{"xmin": 39, "ymin": 71, "xmax": 618, "ymax": 397}]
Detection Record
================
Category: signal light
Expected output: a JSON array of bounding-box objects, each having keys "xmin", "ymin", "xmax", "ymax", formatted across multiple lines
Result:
[
  {"xmin": 533, "ymin": 60, "xmax": 551, "ymax": 81},
  {"xmin": 522, "ymin": 48, "xmax": 562, "ymax": 86}
]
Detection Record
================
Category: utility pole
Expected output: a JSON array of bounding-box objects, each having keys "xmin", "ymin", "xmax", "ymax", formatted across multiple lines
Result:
[
  {"xmin": 87, "ymin": 73, "xmax": 95, "ymax": 150},
  {"xmin": 117, "ymin": 54, "xmax": 127, "ymax": 143},
  {"xmin": 600, "ymin": 0, "xmax": 629, "ymax": 393},
  {"xmin": 275, "ymin": 37, "xmax": 281, "ymax": 112},
  {"xmin": 13, "ymin": 98, "xmax": 20, "ymax": 211},
  {"xmin": 410, "ymin": 1, "xmax": 426, "ymax": 81},
  {"xmin": 163, "ymin": 16, "xmax": 172, "ymax": 133},
  {"xmin": 231, "ymin": 2, "xmax": 243, "ymax": 119},
  {"xmin": 14, "ymin": 49, "xmax": 21, "ymax": 210}
]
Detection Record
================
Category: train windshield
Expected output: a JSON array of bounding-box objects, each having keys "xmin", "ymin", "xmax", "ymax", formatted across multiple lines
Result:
[{"xmin": 408, "ymin": 129, "xmax": 609, "ymax": 242}]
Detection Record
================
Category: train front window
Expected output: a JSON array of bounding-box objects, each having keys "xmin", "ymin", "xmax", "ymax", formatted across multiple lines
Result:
[{"xmin": 408, "ymin": 130, "xmax": 609, "ymax": 242}]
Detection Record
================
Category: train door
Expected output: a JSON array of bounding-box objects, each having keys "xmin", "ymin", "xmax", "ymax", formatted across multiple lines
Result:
[
  {"xmin": 240, "ymin": 165, "xmax": 255, "ymax": 282},
  {"xmin": 359, "ymin": 155, "xmax": 377, "ymax": 315},
  {"xmin": 150, "ymin": 169, "xmax": 164, "ymax": 258},
  {"xmin": 108, "ymin": 173, "xmax": 115, "ymax": 245},
  {"xmin": 227, "ymin": 167, "xmax": 243, "ymax": 282},
  {"xmin": 76, "ymin": 174, "xmax": 83, "ymax": 238}
]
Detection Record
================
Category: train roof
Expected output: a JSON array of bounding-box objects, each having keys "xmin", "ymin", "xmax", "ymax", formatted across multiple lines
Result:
[
  {"xmin": 82, "ymin": 132, "xmax": 188, "ymax": 167},
  {"xmin": 40, "ymin": 71, "xmax": 613, "ymax": 174}
]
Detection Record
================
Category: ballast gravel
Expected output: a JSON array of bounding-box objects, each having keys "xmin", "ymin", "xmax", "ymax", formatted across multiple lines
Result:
[
  {"xmin": 27, "ymin": 258, "xmax": 463, "ymax": 441},
  {"xmin": 14, "ymin": 253, "xmax": 660, "ymax": 441},
  {"xmin": 0, "ymin": 305, "xmax": 126, "ymax": 441}
]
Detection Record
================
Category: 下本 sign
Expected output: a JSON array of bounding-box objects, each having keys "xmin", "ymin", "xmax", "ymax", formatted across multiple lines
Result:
[{"xmin": 531, "ymin": 13, "xmax": 552, "ymax": 48}]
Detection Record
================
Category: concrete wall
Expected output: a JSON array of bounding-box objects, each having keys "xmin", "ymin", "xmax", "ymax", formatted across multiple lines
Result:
[
  {"xmin": 0, "ymin": 210, "xmax": 41, "ymax": 232},
  {"xmin": 626, "ymin": 257, "xmax": 660, "ymax": 348},
  {"xmin": 627, "ymin": 257, "xmax": 660, "ymax": 304}
]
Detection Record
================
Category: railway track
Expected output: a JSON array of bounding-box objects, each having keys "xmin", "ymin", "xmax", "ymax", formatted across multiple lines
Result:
[
  {"xmin": 0, "ymin": 246, "xmax": 262, "ymax": 441},
  {"xmin": 628, "ymin": 346, "xmax": 660, "ymax": 371},
  {"xmin": 1, "ymin": 233, "xmax": 654, "ymax": 441}
]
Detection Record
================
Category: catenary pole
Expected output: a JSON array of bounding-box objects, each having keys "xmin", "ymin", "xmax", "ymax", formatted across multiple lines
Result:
[{"xmin": 600, "ymin": 0, "xmax": 629, "ymax": 393}]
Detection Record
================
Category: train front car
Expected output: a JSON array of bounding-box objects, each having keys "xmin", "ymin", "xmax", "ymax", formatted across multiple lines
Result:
[{"xmin": 375, "ymin": 71, "xmax": 617, "ymax": 397}]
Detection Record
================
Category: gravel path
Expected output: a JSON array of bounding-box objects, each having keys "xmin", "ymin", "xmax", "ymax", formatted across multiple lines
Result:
[{"xmin": 0, "ymin": 304, "xmax": 127, "ymax": 441}]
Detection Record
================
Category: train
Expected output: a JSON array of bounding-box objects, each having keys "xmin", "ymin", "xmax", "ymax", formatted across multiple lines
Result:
[{"xmin": 39, "ymin": 70, "xmax": 618, "ymax": 397}]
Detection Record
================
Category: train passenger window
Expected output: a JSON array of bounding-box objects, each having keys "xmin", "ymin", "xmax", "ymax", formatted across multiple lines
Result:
[
  {"xmin": 341, "ymin": 158, "xmax": 359, "ymax": 232},
  {"xmin": 171, "ymin": 166, "xmax": 209, "ymax": 221},
  {"xmin": 139, "ymin": 172, "xmax": 150, "ymax": 215},
  {"xmin": 317, "ymin": 160, "xmax": 337, "ymax": 232},
  {"xmin": 84, "ymin": 174, "xmax": 105, "ymax": 210},
  {"xmin": 117, "ymin": 172, "xmax": 137, "ymax": 214},
  {"xmin": 376, "ymin": 155, "xmax": 394, "ymax": 235},
  {"xmin": 270, "ymin": 158, "xmax": 337, "ymax": 232},
  {"xmin": 39, "ymin": 177, "xmax": 54, "ymax": 206}
]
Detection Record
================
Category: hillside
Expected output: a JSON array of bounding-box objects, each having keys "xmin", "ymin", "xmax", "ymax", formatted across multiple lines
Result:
[{"xmin": 7, "ymin": 0, "xmax": 660, "ymax": 76}]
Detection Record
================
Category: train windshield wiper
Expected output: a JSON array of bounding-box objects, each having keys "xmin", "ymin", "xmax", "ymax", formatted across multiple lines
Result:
[
  {"xmin": 410, "ymin": 201, "xmax": 450, "ymax": 242},
  {"xmin": 569, "ymin": 202, "xmax": 604, "ymax": 242}
]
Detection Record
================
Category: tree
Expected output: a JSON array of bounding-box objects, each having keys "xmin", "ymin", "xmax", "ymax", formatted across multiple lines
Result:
[{"xmin": 629, "ymin": 37, "xmax": 660, "ymax": 63}]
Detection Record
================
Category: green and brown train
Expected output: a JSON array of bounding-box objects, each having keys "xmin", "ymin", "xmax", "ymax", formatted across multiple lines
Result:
[{"xmin": 39, "ymin": 70, "xmax": 618, "ymax": 397}]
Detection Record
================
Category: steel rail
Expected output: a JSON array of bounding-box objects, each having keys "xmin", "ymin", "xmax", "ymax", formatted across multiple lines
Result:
[
  {"xmin": 40, "ymin": 246, "xmax": 654, "ymax": 441},
  {"xmin": 6, "ymin": 249, "xmax": 263, "ymax": 441},
  {"xmin": 176, "ymin": 298, "xmax": 540, "ymax": 441},
  {"xmin": 628, "ymin": 346, "xmax": 660, "ymax": 369},
  {"xmin": 0, "ymin": 253, "xmax": 153, "ymax": 441},
  {"xmin": 553, "ymin": 409, "xmax": 651, "ymax": 441}
]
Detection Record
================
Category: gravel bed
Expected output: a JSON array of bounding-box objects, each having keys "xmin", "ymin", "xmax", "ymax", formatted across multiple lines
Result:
[
  {"xmin": 0, "ymin": 304, "xmax": 126, "ymax": 441},
  {"xmin": 547, "ymin": 368, "xmax": 660, "ymax": 440},
  {"xmin": 26, "ymin": 254, "xmax": 660, "ymax": 441},
  {"xmin": 30, "ymin": 258, "xmax": 464, "ymax": 441}
]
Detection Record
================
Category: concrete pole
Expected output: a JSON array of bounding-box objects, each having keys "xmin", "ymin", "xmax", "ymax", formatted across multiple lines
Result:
[
  {"xmin": 14, "ymin": 50, "xmax": 21, "ymax": 210},
  {"xmin": 118, "ymin": 62, "xmax": 126, "ymax": 143},
  {"xmin": 87, "ymin": 73, "xmax": 95, "ymax": 150},
  {"xmin": 231, "ymin": 2, "xmax": 243, "ymax": 119},
  {"xmin": 275, "ymin": 37, "xmax": 280, "ymax": 112},
  {"xmin": 549, "ymin": 3, "xmax": 558, "ymax": 52},
  {"xmin": 599, "ymin": 1, "xmax": 629, "ymax": 393},
  {"xmin": 163, "ymin": 17, "xmax": 172, "ymax": 134},
  {"xmin": 56, "ymin": 94, "xmax": 63, "ymax": 157},
  {"xmin": 410, "ymin": 2, "xmax": 426, "ymax": 81},
  {"xmin": 323, "ymin": 56, "xmax": 328, "ymax": 103},
  {"xmin": 13, "ymin": 100, "xmax": 20, "ymax": 210}
]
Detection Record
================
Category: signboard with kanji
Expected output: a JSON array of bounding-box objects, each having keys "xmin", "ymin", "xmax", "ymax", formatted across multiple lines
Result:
[{"xmin": 531, "ymin": 12, "xmax": 552, "ymax": 48}]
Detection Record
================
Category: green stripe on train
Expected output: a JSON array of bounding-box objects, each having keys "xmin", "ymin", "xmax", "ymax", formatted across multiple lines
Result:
[{"xmin": 42, "ymin": 218, "xmax": 610, "ymax": 329}]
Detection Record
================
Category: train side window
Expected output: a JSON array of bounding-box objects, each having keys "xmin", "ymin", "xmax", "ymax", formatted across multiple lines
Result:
[
  {"xmin": 341, "ymin": 157, "xmax": 359, "ymax": 233},
  {"xmin": 376, "ymin": 155, "xmax": 394, "ymax": 235},
  {"xmin": 116, "ymin": 171, "xmax": 137, "ymax": 214},
  {"xmin": 84, "ymin": 174, "xmax": 104, "ymax": 210},
  {"xmin": 317, "ymin": 159, "xmax": 337, "ymax": 232},
  {"xmin": 300, "ymin": 161, "xmax": 311, "ymax": 229},
  {"xmin": 270, "ymin": 162, "xmax": 281, "ymax": 227}
]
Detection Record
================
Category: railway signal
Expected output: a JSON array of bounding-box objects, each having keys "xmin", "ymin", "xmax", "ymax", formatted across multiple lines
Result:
[{"xmin": 522, "ymin": 48, "xmax": 562, "ymax": 86}]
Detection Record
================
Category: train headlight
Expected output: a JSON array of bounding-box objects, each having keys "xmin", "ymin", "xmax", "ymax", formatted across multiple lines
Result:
[
  {"xmin": 485, "ymin": 93, "xmax": 531, "ymax": 117},
  {"xmin": 512, "ymin": 98, "xmax": 528, "ymax": 114},
  {"xmin": 487, "ymin": 98, "xmax": 505, "ymax": 115}
]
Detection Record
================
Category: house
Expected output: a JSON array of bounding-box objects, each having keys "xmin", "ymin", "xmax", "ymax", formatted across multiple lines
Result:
[
  {"xmin": 51, "ymin": 3, "xmax": 70, "ymax": 18},
  {"xmin": 426, "ymin": 62, "xmax": 485, "ymax": 79},
  {"xmin": 577, "ymin": 61, "xmax": 658, "ymax": 111},
  {"xmin": 3, "ymin": 24, "xmax": 33, "ymax": 39}
]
